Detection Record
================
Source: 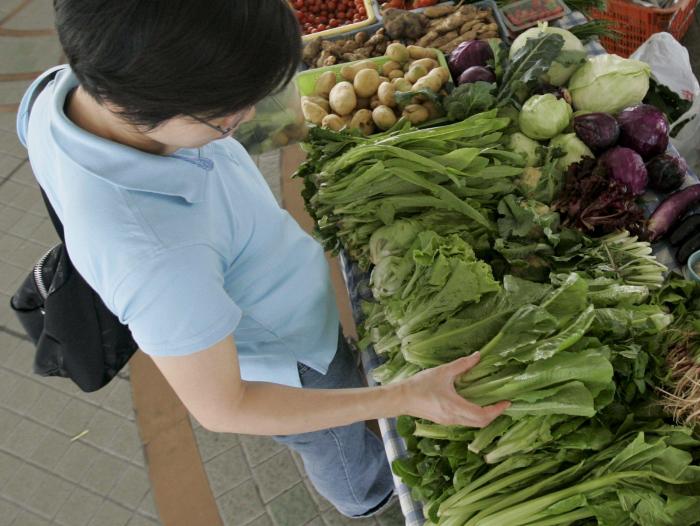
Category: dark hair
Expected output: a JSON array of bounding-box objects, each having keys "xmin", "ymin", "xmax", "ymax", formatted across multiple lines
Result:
[{"xmin": 54, "ymin": 0, "xmax": 302, "ymax": 128}]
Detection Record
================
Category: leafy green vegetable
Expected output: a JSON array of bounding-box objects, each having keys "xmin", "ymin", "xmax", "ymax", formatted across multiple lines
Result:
[{"xmin": 442, "ymin": 82, "xmax": 497, "ymax": 121}]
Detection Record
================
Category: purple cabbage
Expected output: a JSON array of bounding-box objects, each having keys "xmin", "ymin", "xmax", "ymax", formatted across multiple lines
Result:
[
  {"xmin": 646, "ymin": 153, "xmax": 688, "ymax": 193},
  {"xmin": 448, "ymin": 40, "xmax": 493, "ymax": 79},
  {"xmin": 457, "ymin": 66, "xmax": 496, "ymax": 86},
  {"xmin": 617, "ymin": 104, "xmax": 670, "ymax": 159},
  {"xmin": 573, "ymin": 112, "xmax": 620, "ymax": 152},
  {"xmin": 599, "ymin": 146, "xmax": 648, "ymax": 196}
]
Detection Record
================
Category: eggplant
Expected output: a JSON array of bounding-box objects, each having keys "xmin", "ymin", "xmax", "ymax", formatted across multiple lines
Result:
[
  {"xmin": 646, "ymin": 153, "xmax": 687, "ymax": 193},
  {"xmin": 670, "ymin": 214, "xmax": 700, "ymax": 246},
  {"xmin": 647, "ymin": 184, "xmax": 700, "ymax": 241},
  {"xmin": 677, "ymin": 232, "xmax": 700, "ymax": 264}
]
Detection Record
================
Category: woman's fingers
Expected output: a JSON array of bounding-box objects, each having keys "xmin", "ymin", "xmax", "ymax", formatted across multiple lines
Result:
[{"xmin": 442, "ymin": 352, "xmax": 481, "ymax": 380}]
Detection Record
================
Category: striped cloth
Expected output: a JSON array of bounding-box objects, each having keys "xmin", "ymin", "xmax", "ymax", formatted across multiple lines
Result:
[{"xmin": 339, "ymin": 14, "xmax": 697, "ymax": 524}]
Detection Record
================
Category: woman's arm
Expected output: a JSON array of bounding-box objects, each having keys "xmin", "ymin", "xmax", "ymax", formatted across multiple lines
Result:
[{"xmin": 151, "ymin": 336, "xmax": 509, "ymax": 435}]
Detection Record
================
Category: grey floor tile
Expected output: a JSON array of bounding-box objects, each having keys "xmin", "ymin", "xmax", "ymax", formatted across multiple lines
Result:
[
  {"xmin": 25, "ymin": 387, "xmax": 71, "ymax": 428},
  {"xmin": 126, "ymin": 514, "xmax": 161, "ymax": 526},
  {"xmin": 54, "ymin": 488, "xmax": 104, "ymax": 526},
  {"xmin": 8, "ymin": 162, "xmax": 35, "ymax": 187},
  {"xmin": 1, "ymin": 462, "xmax": 44, "ymax": 507},
  {"xmin": 239, "ymin": 435, "xmax": 284, "ymax": 467},
  {"xmin": 53, "ymin": 441, "xmax": 99, "ymax": 483},
  {"xmin": 79, "ymin": 451, "xmax": 129, "ymax": 496},
  {"xmin": 305, "ymin": 518, "xmax": 324, "ymax": 526},
  {"xmin": 0, "ymin": 155, "xmax": 24, "ymax": 180},
  {"xmin": 217, "ymin": 479, "xmax": 266, "ymax": 526},
  {"xmin": 5, "ymin": 375, "xmax": 43, "ymax": 414},
  {"xmin": 108, "ymin": 465, "xmax": 151, "ymax": 510},
  {"xmin": 0, "ymin": 450, "xmax": 22, "ymax": 488},
  {"xmin": 302, "ymin": 478, "xmax": 334, "ymax": 513},
  {"xmin": 0, "ymin": 260, "xmax": 24, "ymax": 296},
  {"xmin": 0, "ymin": 236, "xmax": 46, "ymax": 270},
  {"xmin": 204, "ymin": 445, "xmax": 251, "ymax": 497},
  {"xmin": 137, "ymin": 491, "xmax": 158, "ymax": 520},
  {"xmin": 321, "ymin": 508, "xmax": 377, "ymax": 526},
  {"xmin": 83, "ymin": 409, "xmax": 123, "ymax": 450},
  {"xmin": 29, "ymin": 219, "xmax": 58, "ymax": 247},
  {"xmin": 0, "ymin": 407, "xmax": 22, "ymax": 444},
  {"xmin": 7, "ymin": 207, "xmax": 42, "ymax": 238},
  {"xmin": 0, "ymin": 35, "xmax": 62, "ymax": 76},
  {"xmin": 2, "ymin": 416, "xmax": 49, "ymax": 458},
  {"xmin": 3, "ymin": 0, "xmax": 56, "ymax": 29},
  {"xmin": 0, "ymin": 130, "xmax": 24, "ymax": 159},
  {"xmin": 107, "ymin": 419, "xmax": 143, "ymax": 462},
  {"xmin": 102, "ymin": 379, "xmax": 135, "ymax": 419},
  {"xmin": 0, "ymin": 204, "xmax": 23, "ymax": 233},
  {"xmin": 267, "ymin": 483, "xmax": 317, "ymax": 526},
  {"xmin": 29, "ymin": 428, "xmax": 72, "ymax": 471},
  {"xmin": 2, "ymin": 339, "xmax": 36, "ymax": 376},
  {"xmin": 247, "ymin": 514, "xmax": 275, "ymax": 526},
  {"xmin": 194, "ymin": 426, "xmax": 239, "ymax": 462},
  {"xmin": 87, "ymin": 499, "xmax": 133, "ymax": 526},
  {"xmin": 25, "ymin": 472, "xmax": 74, "ymax": 520},
  {"xmin": 0, "ymin": 113, "xmax": 18, "ymax": 133},
  {"xmin": 252, "ymin": 450, "xmax": 302, "ymax": 503},
  {"xmin": 376, "ymin": 501, "xmax": 404, "ymax": 526},
  {"xmin": 9, "ymin": 510, "xmax": 49, "ymax": 526},
  {"xmin": 53, "ymin": 398, "xmax": 98, "ymax": 437},
  {"xmin": 0, "ymin": 496, "xmax": 20, "ymax": 526}
]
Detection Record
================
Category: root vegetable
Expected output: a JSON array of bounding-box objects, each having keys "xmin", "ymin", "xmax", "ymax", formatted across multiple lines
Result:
[
  {"xmin": 370, "ymin": 95, "xmax": 381, "ymax": 110},
  {"xmin": 301, "ymin": 96, "xmax": 331, "ymax": 113},
  {"xmin": 329, "ymin": 81, "xmax": 357, "ymax": 116},
  {"xmin": 405, "ymin": 64, "xmax": 428, "ymax": 84},
  {"xmin": 372, "ymin": 105, "xmax": 398, "ymax": 131},
  {"xmin": 403, "ymin": 104, "xmax": 430, "ymax": 124},
  {"xmin": 392, "ymin": 78, "xmax": 412, "ymax": 92},
  {"xmin": 427, "ymin": 31, "xmax": 459, "ymax": 50},
  {"xmin": 647, "ymin": 185, "xmax": 700, "ymax": 241},
  {"xmin": 314, "ymin": 71, "xmax": 337, "ymax": 98},
  {"xmin": 417, "ymin": 31, "xmax": 440, "ymax": 48},
  {"xmin": 423, "ymin": 101, "xmax": 443, "ymax": 120},
  {"xmin": 350, "ymin": 109, "xmax": 375, "ymax": 135},
  {"xmin": 379, "ymin": 76, "xmax": 390, "ymax": 84},
  {"xmin": 378, "ymin": 82, "xmax": 396, "ymax": 107},
  {"xmin": 413, "ymin": 74, "xmax": 442, "ymax": 93},
  {"xmin": 411, "ymin": 58, "xmax": 439, "ymax": 71},
  {"xmin": 408, "ymin": 46, "xmax": 438, "ymax": 60},
  {"xmin": 388, "ymin": 69, "xmax": 405, "ymax": 80},
  {"xmin": 355, "ymin": 31, "xmax": 369, "ymax": 45},
  {"xmin": 321, "ymin": 114, "xmax": 346, "ymax": 131},
  {"xmin": 386, "ymin": 42, "xmax": 410, "ymax": 63},
  {"xmin": 382, "ymin": 60, "xmax": 402, "ymax": 76},
  {"xmin": 354, "ymin": 68, "xmax": 381, "ymax": 98},
  {"xmin": 430, "ymin": 66, "xmax": 451, "ymax": 84},
  {"xmin": 340, "ymin": 60, "xmax": 377, "ymax": 81},
  {"xmin": 435, "ymin": 13, "xmax": 471, "ymax": 33},
  {"xmin": 424, "ymin": 4, "xmax": 456, "ymax": 17},
  {"xmin": 301, "ymin": 100, "xmax": 328, "ymax": 125}
]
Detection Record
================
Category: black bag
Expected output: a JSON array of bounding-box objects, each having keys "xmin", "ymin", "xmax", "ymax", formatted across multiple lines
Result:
[{"xmin": 9, "ymin": 70, "xmax": 138, "ymax": 392}]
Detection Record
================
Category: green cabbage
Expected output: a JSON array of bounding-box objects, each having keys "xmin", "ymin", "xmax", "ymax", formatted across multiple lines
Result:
[
  {"xmin": 509, "ymin": 132, "xmax": 542, "ymax": 167},
  {"xmin": 568, "ymin": 54, "xmax": 651, "ymax": 114},
  {"xmin": 549, "ymin": 133, "xmax": 594, "ymax": 171},
  {"xmin": 519, "ymin": 94, "xmax": 573, "ymax": 140}
]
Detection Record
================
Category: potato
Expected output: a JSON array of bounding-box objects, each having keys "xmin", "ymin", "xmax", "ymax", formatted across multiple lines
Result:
[
  {"xmin": 379, "ymin": 76, "xmax": 390, "ymax": 84},
  {"xmin": 429, "ymin": 66, "xmax": 451, "ymax": 84},
  {"xmin": 321, "ymin": 114, "xmax": 346, "ymax": 131},
  {"xmin": 403, "ymin": 104, "xmax": 430, "ymax": 125},
  {"xmin": 382, "ymin": 60, "xmax": 402, "ymax": 76},
  {"xmin": 412, "ymin": 74, "xmax": 442, "ymax": 93},
  {"xmin": 392, "ymin": 78, "xmax": 412, "ymax": 92},
  {"xmin": 350, "ymin": 109, "xmax": 375, "ymax": 135},
  {"xmin": 301, "ymin": 96, "xmax": 330, "ymax": 113},
  {"xmin": 354, "ymin": 68, "xmax": 381, "ymax": 98},
  {"xmin": 385, "ymin": 43, "xmax": 409, "ymax": 63},
  {"xmin": 370, "ymin": 95, "xmax": 381, "ymax": 110},
  {"xmin": 411, "ymin": 58, "xmax": 439, "ymax": 71},
  {"xmin": 405, "ymin": 64, "xmax": 428, "ymax": 84},
  {"xmin": 377, "ymin": 82, "xmax": 396, "ymax": 108},
  {"xmin": 372, "ymin": 105, "xmax": 397, "ymax": 131},
  {"xmin": 388, "ymin": 69, "xmax": 404, "ymax": 80},
  {"xmin": 301, "ymin": 100, "xmax": 328, "ymax": 125},
  {"xmin": 314, "ymin": 71, "xmax": 336, "ymax": 98},
  {"xmin": 407, "ymin": 46, "xmax": 438, "ymax": 60},
  {"xmin": 329, "ymin": 81, "xmax": 357, "ymax": 116},
  {"xmin": 340, "ymin": 60, "xmax": 377, "ymax": 81},
  {"xmin": 356, "ymin": 97, "xmax": 371, "ymax": 110}
]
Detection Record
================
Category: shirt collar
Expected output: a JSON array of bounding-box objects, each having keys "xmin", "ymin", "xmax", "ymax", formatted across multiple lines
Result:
[{"xmin": 48, "ymin": 68, "xmax": 210, "ymax": 204}]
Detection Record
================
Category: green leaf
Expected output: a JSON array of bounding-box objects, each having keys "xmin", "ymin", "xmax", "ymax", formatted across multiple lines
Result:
[{"xmin": 443, "ymin": 82, "xmax": 497, "ymax": 121}]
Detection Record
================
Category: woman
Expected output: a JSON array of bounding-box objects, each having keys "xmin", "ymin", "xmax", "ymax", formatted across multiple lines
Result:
[{"xmin": 17, "ymin": 0, "xmax": 509, "ymax": 517}]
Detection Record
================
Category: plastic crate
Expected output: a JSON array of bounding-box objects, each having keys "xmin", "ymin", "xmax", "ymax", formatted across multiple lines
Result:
[
  {"xmin": 300, "ymin": 0, "xmax": 378, "ymax": 42},
  {"xmin": 590, "ymin": 0, "xmax": 698, "ymax": 57}
]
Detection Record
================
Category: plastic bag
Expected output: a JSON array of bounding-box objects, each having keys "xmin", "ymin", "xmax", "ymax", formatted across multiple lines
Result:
[{"xmin": 631, "ymin": 32, "xmax": 700, "ymax": 173}]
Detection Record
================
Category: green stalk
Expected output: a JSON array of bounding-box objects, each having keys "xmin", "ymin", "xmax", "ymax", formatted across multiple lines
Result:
[
  {"xmin": 521, "ymin": 508, "xmax": 596, "ymax": 526},
  {"xmin": 469, "ymin": 415, "xmax": 513, "ymax": 453}
]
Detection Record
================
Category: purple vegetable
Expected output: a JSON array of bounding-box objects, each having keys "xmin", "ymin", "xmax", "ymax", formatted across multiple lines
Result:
[
  {"xmin": 646, "ymin": 153, "xmax": 688, "ymax": 193},
  {"xmin": 599, "ymin": 147, "xmax": 648, "ymax": 196},
  {"xmin": 573, "ymin": 112, "xmax": 620, "ymax": 152},
  {"xmin": 457, "ymin": 66, "xmax": 496, "ymax": 85},
  {"xmin": 617, "ymin": 104, "xmax": 670, "ymax": 159},
  {"xmin": 647, "ymin": 184, "xmax": 700, "ymax": 241},
  {"xmin": 448, "ymin": 40, "xmax": 493, "ymax": 78}
]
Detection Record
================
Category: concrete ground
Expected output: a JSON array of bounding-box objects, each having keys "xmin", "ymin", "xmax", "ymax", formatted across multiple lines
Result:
[{"xmin": 0, "ymin": 1, "xmax": 697, "ymax": 526}]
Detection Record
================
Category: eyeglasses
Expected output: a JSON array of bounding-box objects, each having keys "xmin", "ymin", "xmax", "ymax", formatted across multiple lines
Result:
[{"xmin": 188, "ymin": 112, "xmax": 248, "ymax": 137}]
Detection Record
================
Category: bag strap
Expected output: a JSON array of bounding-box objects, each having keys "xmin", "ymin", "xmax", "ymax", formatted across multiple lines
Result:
[{"xmin": 27, "ymin": 68, "xmax": 66, "ymax": 243}]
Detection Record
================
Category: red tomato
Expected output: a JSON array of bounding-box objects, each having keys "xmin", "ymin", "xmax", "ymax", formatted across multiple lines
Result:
[
  {"xmin": 317, "ymin": 23, "xmax": 326, "ymax": 30},
  {"xmin": 329, "ymin": 17, "xmax": 339, "ymax": 26},
  {"xmin": 328, "ymin": 0, "xmax": 337, "ymax": 8}
]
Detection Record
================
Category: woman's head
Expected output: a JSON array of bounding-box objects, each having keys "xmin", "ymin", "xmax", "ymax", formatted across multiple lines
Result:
[{"xmin": 55, "ymin": 0, "xmax": 301, "ymax": 144}]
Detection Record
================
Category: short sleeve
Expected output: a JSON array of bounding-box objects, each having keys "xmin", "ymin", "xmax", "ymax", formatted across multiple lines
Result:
[{"xmin": 111, "ymin": 245, "xmax": 242, "ymax": 356}]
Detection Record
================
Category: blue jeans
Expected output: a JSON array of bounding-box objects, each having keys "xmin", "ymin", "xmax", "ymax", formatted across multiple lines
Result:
[{"xmin": 273, "ymin": 331, "xmax": 394, "ymax": 517}]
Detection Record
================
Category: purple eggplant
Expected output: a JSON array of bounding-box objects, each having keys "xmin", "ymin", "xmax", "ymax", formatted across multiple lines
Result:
[
  {"xmin": 573, "ymin": 112, "xmax": 620, "ymax": 152},
  {"xmin": 599, "ymin": 147, "xmax": 648, "ymax": 196},
  {"xmin": 448, "ymin": 40, "xmax": 493, "ymax": 79},
  {"xmin": 617, "ymin": 104, "xmax": 670, "ymax": 160},
  {"xmin": 647, "ymin": 184, "xmax": 700, "ymax": 241},
  {"xmin": 646, "ymin": 153, "xmax": 688, "ymax": 193},
  {"xmin": 457, "ymin": 66, "xmax": 496, "ymax": 85}
]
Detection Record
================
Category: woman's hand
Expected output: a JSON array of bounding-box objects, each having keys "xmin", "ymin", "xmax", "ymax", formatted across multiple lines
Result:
[{"xmin": 397, "ymin": 352, "xmax": 510, "ymax": 428}]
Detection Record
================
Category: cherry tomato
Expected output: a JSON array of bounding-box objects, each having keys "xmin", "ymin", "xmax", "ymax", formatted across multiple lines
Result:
[
  {"xmin": 317, "ymin": 23, "xmax": 326, "ymax": 30},
  {"xmin": 329, "ymin": 17, "xmax": 339, "ymax": 26}
]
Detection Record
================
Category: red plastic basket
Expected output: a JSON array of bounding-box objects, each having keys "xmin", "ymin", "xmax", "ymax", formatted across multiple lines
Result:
[{"xmin": 590, "ymin": 0, "xmax": 698, "ymax": 56}]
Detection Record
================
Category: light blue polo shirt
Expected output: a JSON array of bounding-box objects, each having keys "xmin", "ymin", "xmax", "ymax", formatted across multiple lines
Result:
[{"xmin": 17, "ymin": 66, "xmax": 339, "ymax": 388}]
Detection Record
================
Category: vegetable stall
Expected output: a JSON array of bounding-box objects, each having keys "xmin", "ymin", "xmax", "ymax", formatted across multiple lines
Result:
[{"xmin": 268, "ymin": 2, "xmax": 700, "ymax": 525}]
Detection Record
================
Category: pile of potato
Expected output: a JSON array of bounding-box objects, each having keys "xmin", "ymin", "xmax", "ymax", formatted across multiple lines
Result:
[
  {"xmin": 301, "ymin": 44, "xmax": 450, "ymax": 136},
  {"xmin": 302, "ymin": 28, "xmax": 398, "ymax": 69}
]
